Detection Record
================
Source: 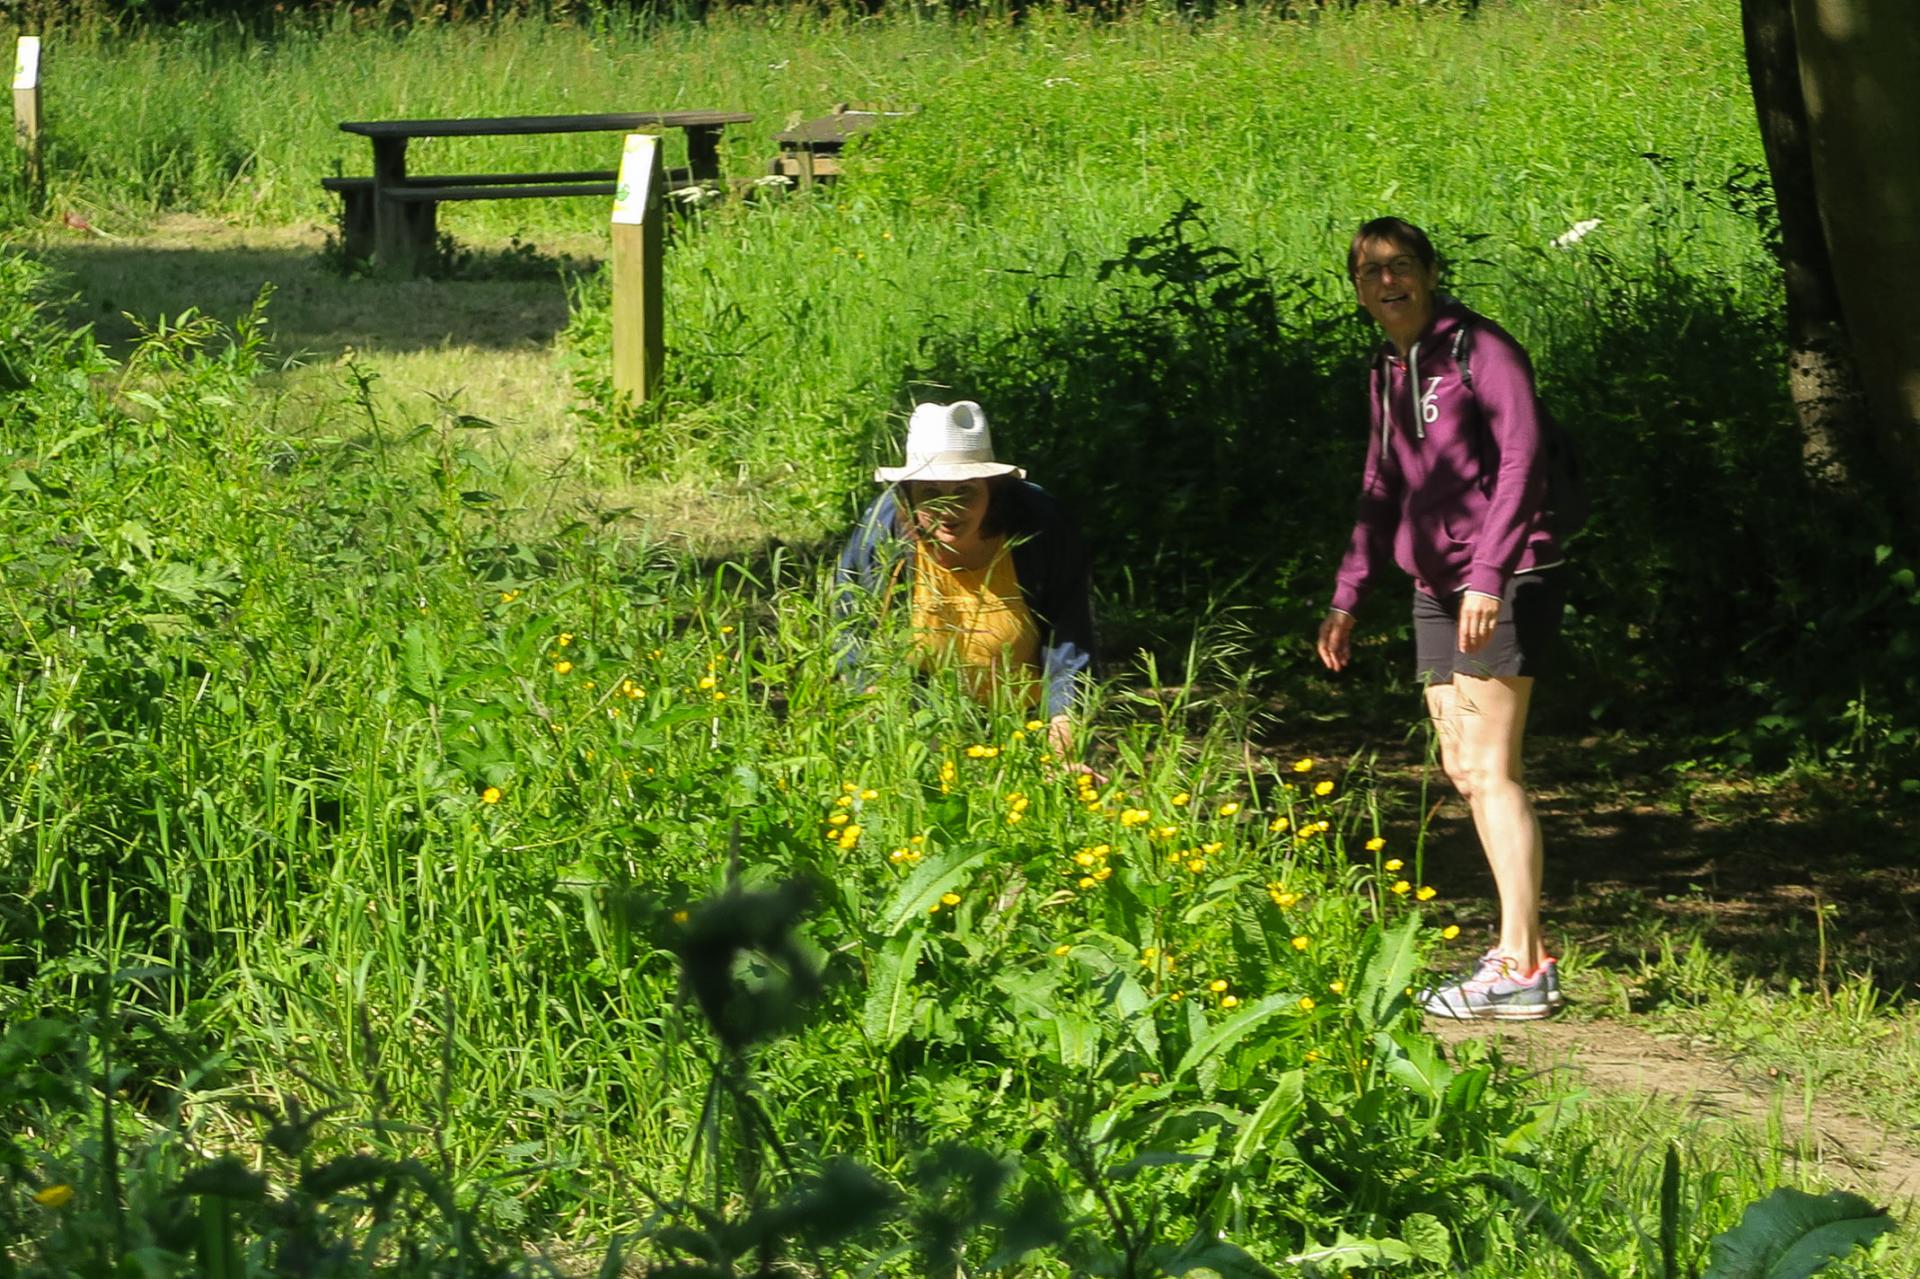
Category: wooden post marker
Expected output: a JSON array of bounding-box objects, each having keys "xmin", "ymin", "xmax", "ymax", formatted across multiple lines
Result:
[
  {"xmin": 12, "ymin": 36, "xmax": 43, "ymax": 207},
  {"xmin": 610, "ymin": 132, "xmax": 664, "ymax": 404}
]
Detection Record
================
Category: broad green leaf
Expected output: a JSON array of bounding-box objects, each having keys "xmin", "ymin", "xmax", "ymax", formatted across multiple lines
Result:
[
  {"xmin": 1147, "ymin": 1234, "xmax": 1279, "ymax": 1278},
  {"xmin": 1373, "ymin": 1027, "xmax": 1454, "ymax": 1104},
  {"xmin": 1284, "ymin": 1232, "xmax": 1415, "ymax": 1270},
  {"xmin": 1352, "ymin": 913, "xmax": 1423, "ymax": 1031},
  {"xmin": 1703, "ymin": 1187, "xmax": 1894, "ymax": 1279},
  {"xmin": 876, "ymin": 845, "xmax": 996, "ymax": 936},
  {"xmin": 1099, "ymin": 969, "xmax": 1160, "ymax": 1059},
  {"xmin": 1049, "ymin": 1007, "xmax": 1096, "ymax": 1071},
  {"xmin": 861, "ymin": 931, "xmax": 925, "ymax": 1050},
  {"xmin": 1401, "ymin": 1213, "xmax": 1452, "ymax": 1266},
  {"xmin": 1172, "ymin": 994, "xmax": 1296, "ymax": 1088},
  {"xmin": 1232, "ymin": 1069, "xmax": 1305, "ymax": 1163}
]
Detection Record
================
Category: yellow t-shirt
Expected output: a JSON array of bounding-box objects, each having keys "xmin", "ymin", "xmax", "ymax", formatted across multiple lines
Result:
[{"xmin": 910, "ymin": 540, "xmax": 1042, "ymax": 707}]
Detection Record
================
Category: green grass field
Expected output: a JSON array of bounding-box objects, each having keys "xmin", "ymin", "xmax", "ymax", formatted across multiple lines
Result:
[{"xmin": 4, "ymin": 2, "xmax": 1917, "ymax": 1275}]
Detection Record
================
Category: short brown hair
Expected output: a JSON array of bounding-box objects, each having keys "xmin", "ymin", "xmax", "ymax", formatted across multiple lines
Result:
[{"xmin": 1347, "ymin": 217, "xmax": 1437, "ymax": 279}]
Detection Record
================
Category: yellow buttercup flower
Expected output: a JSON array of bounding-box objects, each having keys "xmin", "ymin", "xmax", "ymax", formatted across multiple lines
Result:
[
  {"xmin": 1383, "ymin": 858, "xmax": 1404, "ymax": 873},
  {"xmin": 889, "ymin": 848, "xmax": 910, "ymax": 863},
  {"xmin": 860, "ymin": 788, "xmax": 879, "ymax": 801},
  {"xmin": 1297, "ymin": 996, "xmax": 1316, "ymax": 1012},
  {"xmin": 697, "ymin": 674, "xmax": 717, "ymax": 690},
  {"xmin": 940, "ymin": 892, "xmax": 962, "ymax": 907},
  {"xmin": 828, "ymin": 812, "xmax": 849, "ymax": 826},
  {"xmin": 1119, "ymin": 808, "xmax": 1151, "ymax": 827},
  {"xmin": 1269, "ymin": 816, "xmax": 1290, "ymax": 834},
  {"xmin": 557, "ymin": 632, "xmax": 574, "ymax": 647},
  {"xmin": 1078, "ymin": 876, "xmax": 1097, "ymax": 890},
  {"xmin": 1054, "ymin": 944, "xmax": 1071, "ymax": 956},
  {"xmin": 481, "ymin": 786, "xmax": 502, "ymax": 805},
  {"xmin": 1221, "ymin": 994, "xmax": 1240, "ymax": 1009},
  {"xmin": 1291, "ymin": 935, "xmax": 1310, "ymax": 951},
  {"xmin": 33, "ymin": 1185, "xmax": 73, "ymax": 1208},
  {"xmin": 1390, "ymin": 880, "xmax": 1411, "ymax": 896},
  {"xmin": 834, "ymin": 795, "xmax": 853, "ymax": 808},
  {"xmin": 1365, "ymin": 836, "xmax": 1386, "ymax": 852},
  {"xmin": 1313, "ymin": 780, "xmax": 1334, "ymax": 797},
  {"xmin": 671, "ymin": 909, "xmax": 689, "ymax": 923},
  {"xmin": 1201, "ymin": 841, "xmax": 1223, "ymax": 855},
  {"xmin": 1218, "ymin": 802, "xmax": 1240, "ymax": 817},
  {"xmin": 1328, "ymin": 980, "xmax": 1345, "ymax": 995},
  {"xmin": 720, "ymin": 624, "xmax": 735, "ymax": 635},
  {"xmin": 1026, "ymin": 719, "xmax": 1045, "ymax": 732},
  {"xmin": 1292, "ymin": 757, "xmax": 1314, "ymax": 773},
  {"xmin": 1415, "ymin": 885, "xmax": 1437, "ymax": 901},
  {"xmin": 1442, "ymin": 924, "xmax": 1462, "ymax": 940},
  {"xmin": 1209, "ymin": 979, "xmax": 1229, "ymax": 992},
  {"xmin": 1186, "ymin": 858, "xmax": 1206, "ymax": 874},
  {"xmin": 1171, "ymin": 792, "xmax": 1190, "ymax": 807},
  {"xmin": 1092, "ymin": 866, "xmax": 1112, "ymax": 881},
  {"xmin": 554, "ymin": 660, "xmax": 574, "ymax": 675}
]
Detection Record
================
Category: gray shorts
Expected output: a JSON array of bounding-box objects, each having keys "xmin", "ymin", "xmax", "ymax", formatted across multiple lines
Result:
[{"xmin": 1413, "ymin": 567, "xmax": 1567, "ymax": 684}]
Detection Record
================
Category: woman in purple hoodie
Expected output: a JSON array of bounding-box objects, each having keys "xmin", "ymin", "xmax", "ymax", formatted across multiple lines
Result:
[{"xmin": 1316, "ymin": 217, "xmax": 1567, "ymax": 1021}]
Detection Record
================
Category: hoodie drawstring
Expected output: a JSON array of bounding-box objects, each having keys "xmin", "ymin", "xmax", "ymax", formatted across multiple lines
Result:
[{"xmin": 1380, "ymin": 341, "xmax": 1428, "ymax": 449}]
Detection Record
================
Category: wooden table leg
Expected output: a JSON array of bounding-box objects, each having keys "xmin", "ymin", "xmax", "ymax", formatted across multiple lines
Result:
[
  {"xmin": 685, "ymin": 125, "xmax": 722, "ymax": 181},
  {"xmin": 371, "ymin": 136, "xmax": 415, "ymax": 274}
]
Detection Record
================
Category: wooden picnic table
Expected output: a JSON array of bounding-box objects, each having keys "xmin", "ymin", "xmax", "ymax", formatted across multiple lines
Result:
[{"xmin": 336, "ymin": 110, "xmax": 753, "ymax": 274}]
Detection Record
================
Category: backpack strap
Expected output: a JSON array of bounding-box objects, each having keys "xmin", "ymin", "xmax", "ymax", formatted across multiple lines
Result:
[{"xmin": 1450, "ymin": 323, "xmax": 1473, "ymax": 392}]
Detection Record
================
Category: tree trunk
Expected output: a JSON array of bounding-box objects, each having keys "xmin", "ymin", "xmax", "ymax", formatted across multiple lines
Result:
[
  {"xmin": 1789, "ymin": 0, "xmax": 1920, "ymax": 518},
  {"xmin": 1740, "ymin": 0, "xmax": 1871, "ymax": 485}
]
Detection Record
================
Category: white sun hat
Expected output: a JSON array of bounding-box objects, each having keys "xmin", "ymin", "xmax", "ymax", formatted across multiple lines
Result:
[{"xmin": 874, "ymin": 401, "xmax": 1026, "ymax": 483}]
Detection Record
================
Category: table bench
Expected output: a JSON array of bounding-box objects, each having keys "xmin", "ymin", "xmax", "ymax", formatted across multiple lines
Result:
[
  {"xmin": 771, "ymin": 106, "xmax": 916, "ymax": 188},
  {"xmin": 333, "ymin": 111, "xmax": 752, "ymax": 274}
]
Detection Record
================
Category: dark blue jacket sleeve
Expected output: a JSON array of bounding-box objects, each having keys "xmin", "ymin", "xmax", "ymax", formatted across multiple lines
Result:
[{"xmin": 834, "ymin": 491, "xmax": 902, "ymax": 678}]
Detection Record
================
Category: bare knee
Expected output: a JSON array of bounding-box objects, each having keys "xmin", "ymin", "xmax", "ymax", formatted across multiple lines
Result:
[{"xmin": 1443, "ymin": 761, "xmax": 1477, "ymax": 801}]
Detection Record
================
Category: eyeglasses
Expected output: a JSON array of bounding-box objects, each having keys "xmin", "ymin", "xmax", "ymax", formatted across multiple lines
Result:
[
  {"xmin": 1353, "ymin": 254, "xmax": 1424, "ymax": 285},
  {"xmin": 904, "ymin": 481, "xmax": 983, "ymax": 503}
]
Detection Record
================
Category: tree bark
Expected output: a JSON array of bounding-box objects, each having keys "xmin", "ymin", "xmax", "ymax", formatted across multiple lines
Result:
[
  {"xmin": 1740, "ymin": 0, "xmax": 1871, "ymax": 485},
  {"xmin": 1789, "ymin": 0, "xmax": 1920, "ymax": 517}
]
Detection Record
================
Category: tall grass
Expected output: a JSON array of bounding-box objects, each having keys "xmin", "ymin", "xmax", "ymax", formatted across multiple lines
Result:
[{"xmin": 3, "ymin": 238, "xmax": 1905, "ymax": 1273}]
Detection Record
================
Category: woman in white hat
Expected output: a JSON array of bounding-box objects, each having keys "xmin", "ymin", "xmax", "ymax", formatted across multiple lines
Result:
[{"xmin": 838, "ymin": 400, "xmax": 1095, "ymax": 758}]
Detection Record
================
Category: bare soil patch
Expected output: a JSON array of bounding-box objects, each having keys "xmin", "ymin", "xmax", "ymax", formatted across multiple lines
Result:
[{"xmin": 1434, "ymin": 1015, "xmax": 1920, "ymax": 1205}]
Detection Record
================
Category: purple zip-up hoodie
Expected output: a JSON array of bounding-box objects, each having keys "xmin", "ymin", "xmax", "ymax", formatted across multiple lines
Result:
[{"xmin": 1330, "ymin": 299, "xmax": 1562, "ymax": 615}]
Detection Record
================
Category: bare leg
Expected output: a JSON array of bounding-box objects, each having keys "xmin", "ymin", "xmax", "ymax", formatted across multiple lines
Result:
[{"xmin": 1424, "ymin": 675, "xmax": 1544, "ymax": 971}]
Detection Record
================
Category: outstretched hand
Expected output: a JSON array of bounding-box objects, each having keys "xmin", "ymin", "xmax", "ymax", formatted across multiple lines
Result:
[{"xmin": 1317, "ymin": 611, "xmax": 1355, "ymax": 671}]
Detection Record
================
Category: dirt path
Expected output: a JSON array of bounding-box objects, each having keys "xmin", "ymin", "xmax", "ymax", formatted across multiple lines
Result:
[{"xmin": 1434, "ymin": 1016, "xmax": 1920, "ymax": 1205}]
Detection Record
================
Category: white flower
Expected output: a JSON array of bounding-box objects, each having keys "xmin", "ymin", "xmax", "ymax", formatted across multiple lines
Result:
[
  {"xmin": 1042, "ymin": 77, "xmax": 1079, "ymax": 88},
  {"xmin": 753, "ymin": 174, "xmax": 795, "ymax": 188},
  {"xmin": 1552, "ymin": 218, "xmax": 1603, "ymax": 249}
]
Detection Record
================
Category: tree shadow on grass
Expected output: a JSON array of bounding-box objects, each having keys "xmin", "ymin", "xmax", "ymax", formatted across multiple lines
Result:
[{"xmin": 32, "ymin": 223, "xmax": 597, "ymax": 360}]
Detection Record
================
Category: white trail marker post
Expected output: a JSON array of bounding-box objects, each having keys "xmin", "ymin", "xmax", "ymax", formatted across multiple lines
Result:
[
  {"xmin": 610, "ymin": 132, "xmax": 664, "ymax": 404},
  {"xmin": 13, "ymin": 37, "xmax": 42, "ymax": 207}
]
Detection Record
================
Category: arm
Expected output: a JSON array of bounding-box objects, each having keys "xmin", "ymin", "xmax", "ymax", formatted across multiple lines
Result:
[
  {"xmin": 1460, "ymin": 327, "xmax": 1549, "ymax": 600},
  {"xmin": 834, "ymin": 490, "xmax": 904, "ymax": 678}
]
